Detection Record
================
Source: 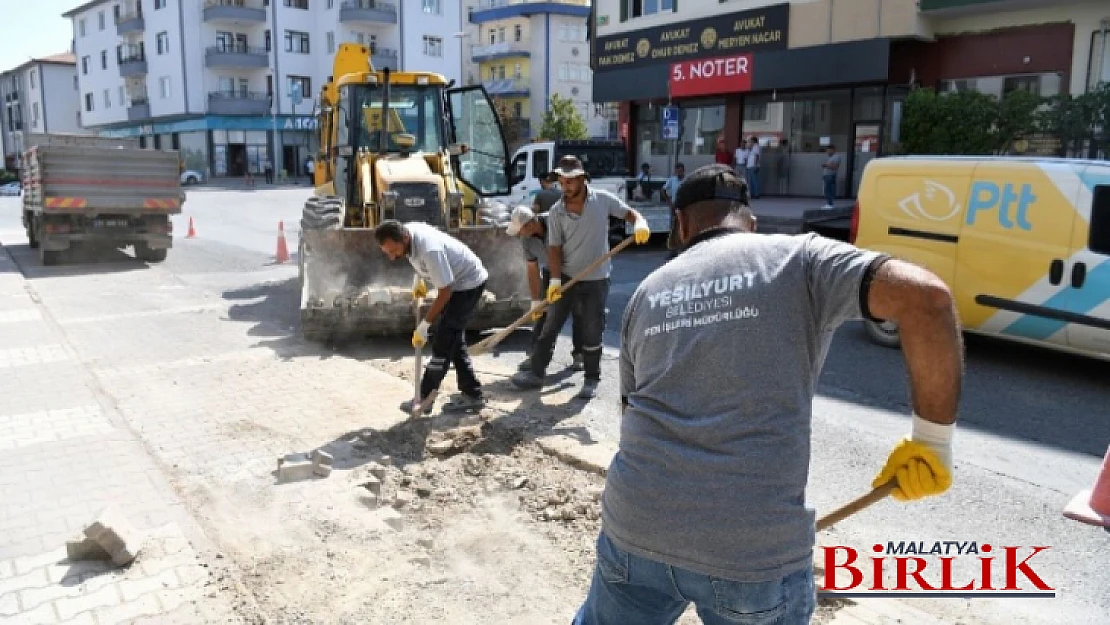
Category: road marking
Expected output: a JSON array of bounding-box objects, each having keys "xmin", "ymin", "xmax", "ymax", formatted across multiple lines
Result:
[
  {"xmin": 0, "ymin": 405, "xmax": 112, "ymax": 450},
  {"xmin": 0, "ymin": 345, "xmax": 70, "ymax": 369},
  {"xmin": 57, "ymin": 304, "xmax": 227, "ymax": 325}
]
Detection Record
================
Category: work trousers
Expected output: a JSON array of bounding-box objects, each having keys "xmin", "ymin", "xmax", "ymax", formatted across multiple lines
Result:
[
  {"xmin": 531, "ymin": 268, "xmax": 584, "ymax": 357},
  {"xmin": 420, "ymin": 283, "xmax": 485, "ymax": 399},
  {"xmin": 529, "ymin": 277, "xmax": 608, "ymax": 381}
]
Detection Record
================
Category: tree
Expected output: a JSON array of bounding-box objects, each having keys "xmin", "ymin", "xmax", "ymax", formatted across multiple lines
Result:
[
  {"xmin": 995, "ymin": 89, "xmax": 1042, "ymax": 154},
  {"xmin": 490, "ymin": 96, "xmax": 528, "ymax": 148},
  {"xmin": 539, "ymin": 94, "xmax": 589, "ymax": 141},
  {"xmin": 1036, "ymin": 92, "xmax": 1098, "ymax": 157},
  {"xmin": 900, "ymin": 87, "xmax": 1040, "ymax": 155}
]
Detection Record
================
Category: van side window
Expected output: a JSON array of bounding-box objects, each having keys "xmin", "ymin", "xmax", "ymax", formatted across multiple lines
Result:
[
  {"xmin": 1091, "ymin": 185, "xmax": 1110, "ymax": 256},
  {"xmin": 534, "ymin": 150, "xmax": 550, "ymax": 178},
  {"xmin": 510, "ymin": 153, "xmax": 527, "ymax": 184}
]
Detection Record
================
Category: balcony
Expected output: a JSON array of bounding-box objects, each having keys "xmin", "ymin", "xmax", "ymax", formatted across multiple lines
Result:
[
  {"xmin": 115, "ymin": 12, "xmax": 144, "ymax": 36},
  {"xmin": 203, "ymin": 0, "xmax": 267, "ymax": 24},
  {"xmin": 127, "ymin": 99, "xmax": 150, "ymax": 122},
  {"xmin": 470, "ymin": 41, "xmax": 530, "ymax": 62},
  {"xmin": 118, "ymin": 55, "xmax": 148, "ymax": 77},
  {"xmin": 918, "ymin": 0, "xmax": 1066, "ymax": 14},
  {"xmin": 339, "ymin": 0, "xmax": 398, "ymax": 24},
  {"xmin": 370, "ymin": 47, "xmax": 398, "ymax": 70},
  {"xmin": 205, "ymin": 45, "xmax": 269, "ymax": 69},
  {"xmin": 483, "ymin": 78, "xmax": 529, "ymax": 97},
  {"xmin": 208, "ymin": 91, "xmax": 271, "ymax": 115}
]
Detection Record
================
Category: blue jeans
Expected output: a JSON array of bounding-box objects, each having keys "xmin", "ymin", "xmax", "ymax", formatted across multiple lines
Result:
[
  {"xmin": 747, "ymin": 167, "xmax": 761, "ymax": 198},
  {"xmin": 823, "ymin": 175, "xmax": 836, "ymax": 206},
  {"xmin": 574, "ymin": 532, "xmax": 816, "ymax": 625}
]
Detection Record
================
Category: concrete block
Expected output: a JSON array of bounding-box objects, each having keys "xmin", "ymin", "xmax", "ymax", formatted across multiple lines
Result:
[
  {"xmin": 366, "ymin": 462, "xmax": 388, "ymax": 480},
  {"xmin": 392, "ymin": 490, "xmax": 413, "ymax": 510},
  {"xmin": 358, "ymin": 475, "xmax": 382, "ymax": 496},
  {"xmin": 311, "ymin": 449, "xmax": 334, "ymax": 467},
  {"xmin": 83, "ymin": 507, "xmax": 146, "ymax": 567},
  {"xmin": 376, "ymin": 507, "xmax": 404, "ymax": 531},
  {"xmin": 313, "ymin": 463, "xmax": 333, "ymax": 478},
  {"xmin": 65, "ymin": 535, "xmax": 111, "ymax": 562},
  {"xmin": 277, "ymin": 453, "xmax": 316, "ymax": 481}
]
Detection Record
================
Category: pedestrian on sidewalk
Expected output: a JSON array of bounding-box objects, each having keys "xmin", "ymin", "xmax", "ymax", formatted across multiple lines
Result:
[
  {"xmin": 510, "ymin": 155, "xmax": 650, "ymax": 400},
  {"xmin": 573, "ymin": 164, "xmax": 963, "ymax": 624},
  {"xmin": 821, "ymin": 144, "xmax": 841, "ymax": 209},
  {"xmin": 505, "ymin": 205, "xmax": 584, "ymax": 372},
  {"xmin": 661, "ymin": 162, "xmax": 685, "ymax": 258},
  {"xmin": 263, "ymin": 158, "xmax": 274, "ymax": 184},
  {"xmin": 376, "ymin": 220, "xmax": 489, "ymax": 413}
]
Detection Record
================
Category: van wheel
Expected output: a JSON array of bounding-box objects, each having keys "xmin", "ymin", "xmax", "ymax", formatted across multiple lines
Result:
[{"xmin": 864, "ymin": 319, "xmax": 901, "ymax": 348}]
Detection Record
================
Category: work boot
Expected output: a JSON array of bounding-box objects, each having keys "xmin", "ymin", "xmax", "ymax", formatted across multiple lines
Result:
[
  {"xmin": 400, "ymin": 397, "xmax": 433, "ymax": 416},
  {"xmin": 443, "ymin": 393, "xmax": 486, "ymax": 412},
  {"xmin": 577, "ymin": 379, "xmax": 598, "ymax": 399},
  {"xmin": 510, "ymin": 371, "xmax": 543, "ymax": 390},
  {"xmin": 517, "ymin": 355, "xmax": 533, "ymax": 372},
  {"xmin": 570, "ymin": 353, "xmax": 584, "ymax": 372}
]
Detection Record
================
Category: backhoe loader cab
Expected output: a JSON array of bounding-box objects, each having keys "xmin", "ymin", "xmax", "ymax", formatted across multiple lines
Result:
[{"xmin": 298, "ymin": 44, "xmax": 529, "ymax": 341}]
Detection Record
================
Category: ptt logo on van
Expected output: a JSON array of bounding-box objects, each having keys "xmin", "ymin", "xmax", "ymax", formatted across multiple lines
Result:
[
  {"xmin": 966, "ymin": 182, "xmax": 1035, "ymax": 230},
  {"xmin": 897, "ymin": 180, "xmax": 961, "ymax": 222}
]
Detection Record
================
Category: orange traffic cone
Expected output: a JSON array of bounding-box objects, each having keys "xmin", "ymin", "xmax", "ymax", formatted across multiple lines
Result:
[
  {"xmin": 275, "ymin": 220, "xmax": 290, "ymax": 263},
  {"xmin": 186, "ymin": 217, "xmax": 197, "ymax": 238},
  {"xmin": 1063, "ymin": 443, "xmax": 1110, "ymax": 527}
]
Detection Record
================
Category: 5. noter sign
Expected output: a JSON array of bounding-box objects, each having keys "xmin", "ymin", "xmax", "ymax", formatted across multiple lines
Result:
[{"xmin": 669, "ymin": 53, "xmax": 753, "ymax": 98}]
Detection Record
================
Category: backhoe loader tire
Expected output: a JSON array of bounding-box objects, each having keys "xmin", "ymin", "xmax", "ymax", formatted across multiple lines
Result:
[{"xmin": 301, "ymin": 195, "xmax": 343, "ymax": 231}]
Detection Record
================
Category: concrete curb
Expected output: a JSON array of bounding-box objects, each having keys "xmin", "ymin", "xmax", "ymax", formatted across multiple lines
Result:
[{"xmin": 530, "ymin": 433, "xmax": 952, "ymax": 625}]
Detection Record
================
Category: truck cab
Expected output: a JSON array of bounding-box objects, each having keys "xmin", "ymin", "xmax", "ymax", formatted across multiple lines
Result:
[{"xmin": 505, "ymin": 139, "xmax": 631, "ymax": 206}]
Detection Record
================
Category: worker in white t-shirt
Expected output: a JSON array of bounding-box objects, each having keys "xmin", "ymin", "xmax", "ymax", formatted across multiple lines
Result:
[{"xmin": 733, "ymin": 144, "xmax": 749, "ymax": 181}]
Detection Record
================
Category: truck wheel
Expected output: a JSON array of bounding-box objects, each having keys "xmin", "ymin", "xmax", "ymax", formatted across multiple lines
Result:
[
  {"xmin": 135, "ymin": 244, "xmax": 168, "ymax": 263},
  {"xmin": 863, "ymin": 319, "xmax": 901, "ymax": 349},
  {"xmin": 40, "ymin": 248, "xmax": 63, "ymax": 266}
]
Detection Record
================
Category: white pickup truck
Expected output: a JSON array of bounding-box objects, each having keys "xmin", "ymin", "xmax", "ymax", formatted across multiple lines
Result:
[{"xmin": 502, "ymin": 139, "xmax": 671, "ymax": 244}]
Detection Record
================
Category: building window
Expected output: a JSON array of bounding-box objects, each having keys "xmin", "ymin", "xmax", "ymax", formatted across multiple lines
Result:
[
  {"xmin": 514, "ymin": 25, "xmax": 522, "ymax": 42},
  {"xmin": 288, "ymin": 75, "xmax": 311, "ymax": 100},
  {"xmin": 488, "ymin": 29, "xmax": 495, "ymax": 45},
  {"xmin": 155, "ymin": 0, "xmax": 167, "ymax": 8},
  {"xmin": 29, "ymin": 70, "xmax": 36, "ymax": 88},
  {"xmin": 103, "ymin": 89, "xmax": 111, "ymax": 108},
  {"xmin": 285, "ymin": 30, "xmax": 310, "ymax": 54},
  {"xmin": 157, "ymin": 32, "xmax": 170, "ymax": 55},
  {"xmin": 497, "ymin": 27, "xmax": 505, "ymax": 43},
  {"xmin": 84, "ymin": 93, "xmax": 93, "ymax": 111},
  {"xmin": 266, "ymin": 75, "xmax": 274, "ymax": 97},
  {"xmin": 327, "ymin": 31, "xmax": 335, "ymax": 53},
  {"xmin": 98, "ymin": 11, "xmax": 105, "ymax": 30},
  {"xmin": 79, "ymin": 19, "xmax": 86, "ymax": 37},
  {"xmin": 621, "ymin": 0, "xmax": 676, "ymax": 21},
  {"xmin": 119, "ymin": 86, "xmax": 126, "ymax": 105},
  {"xmin": 283, "ymin": 0, "xmax": 309, "ymax": 8},
  {"xmin": 513, "ymin": 101, "xmax": 522, "ymax": 118},
  {"xmin": 265, "ymin": 30, "xmax": 272, "ymax": 52},
  {"xmin": 327, "ymin": 0, "xmax": 333, "ymax": 7},
  {"xmin": 159, "ymin": 76, "xmax": 171, "ymax": 99},
  {"xmin": 81, "ymin": 56, "xmax": 90, "ymax": 74},
  {"xmin": 1091, "ymin": 30, "xmax": 1110, "ymax": 90},
  {"xmin": 101, "ymin": 50, "xmax": 108, "ymax": 69},
  {"xmin": 514, "ymin": 63, "xmax": 522, "ymax": 78},
  {"xmin": 423, "ymin": 36, "xmax": 443, "ymax": 58},
  {"xmin": 744, "ymin": 103, "xmax": 768, "ymax": 122},
  {"xmin": 32, "ymin": 102, "xmax": 40, "ymax": 123},
  {"xmin": 938, "ymin": 72, "xmax": 1062, "ymax": 100},
  {"xmin": 422, "ymin": 0, "xmax": 440, "ymax": 14}
]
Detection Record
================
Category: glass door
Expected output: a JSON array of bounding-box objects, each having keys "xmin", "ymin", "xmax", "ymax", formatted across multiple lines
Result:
[{"xmin": 851, "ymin": 122, "xmax": 881, "ymax": 197}]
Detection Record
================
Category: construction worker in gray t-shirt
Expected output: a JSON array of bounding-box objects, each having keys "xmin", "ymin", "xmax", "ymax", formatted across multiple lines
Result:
[
  {"xmin": 572, "ymin": 164, "xmax": 963, "ymax": 623},
  {"xmin": 505, "ymin": 205, "xmax": 584, "ymax": 371},
  {"xmin": 510, "ymin": 155, "xmax": 650, "ymax": 399},
  {"xmin": 532, "ymin": 171, "xmax": 562, "ymax": 213}
]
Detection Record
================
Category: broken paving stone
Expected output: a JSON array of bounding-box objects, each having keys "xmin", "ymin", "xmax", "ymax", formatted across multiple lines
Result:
[
  {"xmin": 392, "ymin": 491, "xmax": 413, "ymax": 510},
  {"xmin": 366, "ymin": 462, "xmax": 388, "ymax": 480},
  {"xmin": 313, "ymin": 463, "xmax": 333, "ymax": 478},
  {"xmin": 66, "ymin": 535, "xmax": 111, "ymax": 562},
  {"xmin": 432, "ymin": 488, "xmax": 452, "ymax": 499},
  {"xmin": 426, "ymin": 438, "xmax": 455, "ymax": 455},
  {"xmin": 311, "ymin": 450, "xmax": 334, "ymax": 467},
  {"xmin": 83, "ymin": 507, "xmax": 146, "ymax": 567},
  {"xmin": 417, "ymin": 537, "xmax": 435, "ymax": 549},
  {"xmin": 277, "ymin": 455, "xmax": 316, "ymax": 482},
  {"xmin": 415, "ymin": 483, "xmax": 433, "ymax": 498},
  {"xmin": 376, "ymin": 507, "xmax": 404, "ymax": 531},
  {"xmin": 512, "ymin": 477, "xmax": 529, "ymax": 490},
  {"xmin": 358, "ymin": 476, "xmax": 382, "ymax": 496}
]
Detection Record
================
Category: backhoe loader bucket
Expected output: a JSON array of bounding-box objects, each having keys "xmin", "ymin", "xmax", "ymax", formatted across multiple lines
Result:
[{"xmin": 298, "ymin": 223, "xmax": 531, "ymax": 342}]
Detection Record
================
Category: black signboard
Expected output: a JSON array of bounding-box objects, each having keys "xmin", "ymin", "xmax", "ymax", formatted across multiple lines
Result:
[{"xmin": 593, "ymin": 3, "xmax": 790, "ymax": 73}]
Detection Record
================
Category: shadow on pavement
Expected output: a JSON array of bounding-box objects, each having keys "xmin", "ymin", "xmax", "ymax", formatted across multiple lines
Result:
[{"xmin": 5, "ymin": 243, "xmax": 155, "ymax": 279}]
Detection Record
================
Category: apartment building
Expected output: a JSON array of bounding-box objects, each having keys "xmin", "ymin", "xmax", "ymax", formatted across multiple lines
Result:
[
  {"xmin": 463, "ymin": 0, "xmax": 616, "ymax": 144},
  {"xmin": 0, "ymin": 53, "xmax": 85, "ymax": 170},
  {"xmin": 64, "ymin": 0, "xmax": 463, "ymax": 179},
  {"xmin": 592, "ymin": 0, "xmax": 1110, "ymax": 199}
]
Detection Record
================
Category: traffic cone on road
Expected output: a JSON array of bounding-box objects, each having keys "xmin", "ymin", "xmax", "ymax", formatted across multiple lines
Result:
[
  {"xmin": 186, "ymin": 217, "xmax": 197, "ymax": 238},
  {"xmin": 275, "ymin": 221, "xmax": 290, "ymax": 263},
  {"xmin": 1063, "ymin": 443, "xmax": 1110, "ymax": 528}
]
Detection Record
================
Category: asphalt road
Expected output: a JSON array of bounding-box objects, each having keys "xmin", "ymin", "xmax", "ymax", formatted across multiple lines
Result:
[{"xmin": 2, "ymin": 187, "xmax": 1108, "ymax": 624}]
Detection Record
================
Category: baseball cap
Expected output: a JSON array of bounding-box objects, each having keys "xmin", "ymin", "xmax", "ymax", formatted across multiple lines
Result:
[
  {"xmin": 673, "ymin": 164, "xmax": 750, "ymax": 212},
  {"xmin": 505, "ymin": 205, "xmax": 535, "ymax": 236},
  {"xmin": 552, "ymin": 155, "xmax": 586, "ymax": 178}
]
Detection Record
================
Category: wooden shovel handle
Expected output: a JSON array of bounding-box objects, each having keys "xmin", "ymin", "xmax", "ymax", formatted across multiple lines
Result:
[
  {"xmin": 470, "ymin": 236, "xmax": 637, "ymax": 355},
  {"xmin": 816, "ymin": 481, "xmax": 896, "ymax": 532}
]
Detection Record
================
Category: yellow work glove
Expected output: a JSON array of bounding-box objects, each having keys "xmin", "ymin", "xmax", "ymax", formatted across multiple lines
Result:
[
  {"xmin": 412, "ymin": 320, "xmax": 430, "ymax": 349},
  {"xmin": 633, "ymin": 218, "xmax": 651, "ymax": 245},
  {"xmin": 546, "ymin": 278, "xmax": 563, "ymax": 304},
  {"xmin": 872, "ymin": 414, "xmax": 955, "ymax": 501},
  {"xmin": 412, "ymin": 278, "xmax": 428, "ymax": 300},
  {"xmin": 529, "ymin": 300, "xmax": 545, "ymax": 322}
]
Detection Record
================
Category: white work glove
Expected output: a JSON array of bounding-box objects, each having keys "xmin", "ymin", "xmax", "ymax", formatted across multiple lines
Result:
[
  {"xmin": 546, "ymin": 278, "xmax": 562, "ymax": 304},
  {"xmin": 412, "ymin": 320, "xmax": 430, "ymax": 349},
  {"xmin": 872, "ymin": 414, "xmax": 955, "ymax": 502},
  {"xmin": 529, "ymin": 299, "xmax": 545, "ymax": 322},
  {"xmin": 633, "ymin": 217, "xmax": 650, "ymax": 244}
]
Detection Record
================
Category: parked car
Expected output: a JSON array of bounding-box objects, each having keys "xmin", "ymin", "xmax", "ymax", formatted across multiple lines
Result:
[
  {"xmin": 180, "ymin": 170, "xmax": 204, "ymax": 185},
  {"xmin": 0, "ymin": 181, "xmax": 20, "ymax": 196}
]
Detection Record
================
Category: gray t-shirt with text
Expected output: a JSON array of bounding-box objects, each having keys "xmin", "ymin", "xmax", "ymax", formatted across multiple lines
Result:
[
  {"xmin": 521, "ymin": 214, "xmax": 549, "ymax": 266},
  {"xmin": 405, "ymin": 222, "xmax": 488, "ymax": 291},
  {"xmin": 547, "ymin": 188, "xmax": 630, "ymax": 282},
  {"xmin": 604, "ymin": 231, "xmax": 882, "ymax": 582}
]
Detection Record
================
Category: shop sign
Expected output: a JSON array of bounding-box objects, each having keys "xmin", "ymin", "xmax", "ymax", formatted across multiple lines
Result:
[
  {"xmin": 669, "ymin": 53, "xmax": 753, "ymax": 98},
  {"xmin": 661, "ymin": 106, "xmax": 680, "ymax": 140},
  {"xmin": 593, "ymin": 3, "xmax": 787, "ymax": 72}
]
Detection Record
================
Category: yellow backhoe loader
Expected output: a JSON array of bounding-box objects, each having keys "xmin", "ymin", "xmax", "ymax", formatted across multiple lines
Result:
[{"xmin": 298, "ymin": 43, "xmax": 529, "ymax": 341}]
